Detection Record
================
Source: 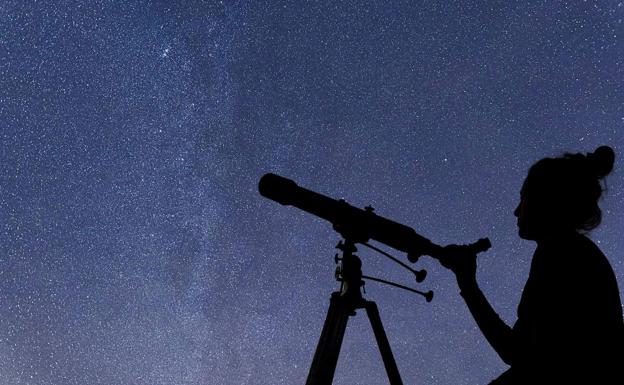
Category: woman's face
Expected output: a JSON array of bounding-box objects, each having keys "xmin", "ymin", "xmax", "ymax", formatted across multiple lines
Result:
[
  {"xmin": 514, "ymin": 181, "xmax": 546, "ymax": 240},
  {"xmin": 514, "ymin": 183, "xmax": 535, "ymax": 240},
  {"xmin": 514, "ymin": 179, "xmax": 571, "ymax": 241}
]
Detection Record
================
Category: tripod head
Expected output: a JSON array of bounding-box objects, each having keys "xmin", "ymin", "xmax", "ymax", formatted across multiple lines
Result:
[
  {"xmin": 334, "ymin": 239, "xmax": 364, "ymax": 303},
  {"xmin": 334, "ymin": 238, "xmax": 434, "ymax": 302}
]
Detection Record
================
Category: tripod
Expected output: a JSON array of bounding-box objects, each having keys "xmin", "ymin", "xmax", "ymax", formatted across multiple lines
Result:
[{"xmin": 306, "ymin": 239, "xmax": 424, "ymax": 385}]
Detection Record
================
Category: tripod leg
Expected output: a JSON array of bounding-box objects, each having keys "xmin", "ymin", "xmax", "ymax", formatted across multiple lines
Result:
[
  {"xmin": 364, "ymin": 301, "xmax": 404, "ymax": 385},
  {"xmin": 306, "ymin": 292, "xmax": 352, "ymax": 385}
]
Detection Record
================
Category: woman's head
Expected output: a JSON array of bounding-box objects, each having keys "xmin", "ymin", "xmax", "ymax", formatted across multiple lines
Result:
[{"xmin": 514, "ymin": 146, "xmax": 615, "ymax": 241}]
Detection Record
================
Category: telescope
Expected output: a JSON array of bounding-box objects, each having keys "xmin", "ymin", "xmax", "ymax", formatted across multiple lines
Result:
[
  {"xmin": 258, "ymin": 173, "xmax": 490, "ymax": 262},
  {"xmin": 259, "ymin": 173, "xmax": 490, "ymax": 385}
]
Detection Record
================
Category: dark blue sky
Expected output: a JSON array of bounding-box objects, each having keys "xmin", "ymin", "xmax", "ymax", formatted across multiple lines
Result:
[{"xmin": 1, "ymin": 1, "xmax": 622, "ymax": 384}]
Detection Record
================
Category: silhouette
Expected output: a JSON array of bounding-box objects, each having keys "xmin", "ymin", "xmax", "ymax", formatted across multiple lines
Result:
[
  {"xmin": 258, "ymin": 147, "xmax": 623, "ymax": 384},
  {"xmin": 440, "ymin": 146, "xmax": 624, "ymax": 385}
]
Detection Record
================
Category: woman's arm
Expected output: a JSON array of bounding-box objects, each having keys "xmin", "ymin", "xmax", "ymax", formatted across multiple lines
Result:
[
  {"xmin": 457, "ymin": 276, "xmax": 515, "ymax": 365},
  {"xmin": 439, "ymin": 246, "xmax": 515, "ymax": 364}
]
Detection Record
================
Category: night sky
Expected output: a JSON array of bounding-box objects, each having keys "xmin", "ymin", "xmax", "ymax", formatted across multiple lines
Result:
[{"xmin": 1, "ymin": 1, "xmax": 623, "ymax": 384}]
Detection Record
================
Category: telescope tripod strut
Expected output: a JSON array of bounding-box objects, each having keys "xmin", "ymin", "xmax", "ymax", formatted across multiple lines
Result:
[
  {"xmin": 305, "ymin": 239, "xmax": 404, "ymax": 385},
  {"xmin": 305, "ymin": 292, "xmax": 403, "ymax": 385}
]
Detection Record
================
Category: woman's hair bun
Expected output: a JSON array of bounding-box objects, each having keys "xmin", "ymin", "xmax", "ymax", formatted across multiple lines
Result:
[{"xmin": 587, "ymin": 145, "xmax": 615, "ymax": 179}]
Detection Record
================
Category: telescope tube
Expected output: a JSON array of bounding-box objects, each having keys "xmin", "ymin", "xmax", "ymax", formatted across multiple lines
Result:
[{"xmin": 259, "ymin": 173, "xmax": 483, "ymax": 260}]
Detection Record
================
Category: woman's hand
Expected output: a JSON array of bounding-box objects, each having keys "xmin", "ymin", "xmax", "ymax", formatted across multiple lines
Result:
[{"xmin": 438, "ymin": 244, "xmax": 478, "ymax": 288}]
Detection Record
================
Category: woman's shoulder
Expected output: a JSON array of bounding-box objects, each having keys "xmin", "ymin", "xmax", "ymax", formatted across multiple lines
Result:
[
  {"xmin": 537, "ymin": 232, "xmax": 602, "ymax": 257},
  {"xmin": 535, "ymin": 232, "xmax": 609, "ymax": 274},
  {"xmin": 533, "ymin": 233, "xmax": 621, "ymax": 309}
]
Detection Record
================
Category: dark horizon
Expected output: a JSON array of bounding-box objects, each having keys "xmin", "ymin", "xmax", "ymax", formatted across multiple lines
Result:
[{"xmin": 1, "ymin": 1, "xmax": 623, "ymax": 384}]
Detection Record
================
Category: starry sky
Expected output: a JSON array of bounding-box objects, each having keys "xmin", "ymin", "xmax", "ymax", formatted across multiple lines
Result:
[{"xmin": 1, "ymin": 1, "xmax": 623, "ymax": 384}]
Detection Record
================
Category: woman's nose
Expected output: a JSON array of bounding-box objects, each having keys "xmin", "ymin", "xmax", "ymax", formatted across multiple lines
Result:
[{"xmin": 514, "ymin": 203, "xmax": 520, "ymax": 217}]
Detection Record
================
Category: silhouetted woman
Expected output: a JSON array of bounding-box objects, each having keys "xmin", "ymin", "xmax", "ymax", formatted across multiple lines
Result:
[{"xmin": 441, "ymin": 146, "xmax": 624, "ymax": 384}]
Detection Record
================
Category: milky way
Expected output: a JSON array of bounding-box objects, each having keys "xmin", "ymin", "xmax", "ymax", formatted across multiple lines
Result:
[{"xmin": 1, "ymin": 1, "xmax": 622, "ymax": 384}]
